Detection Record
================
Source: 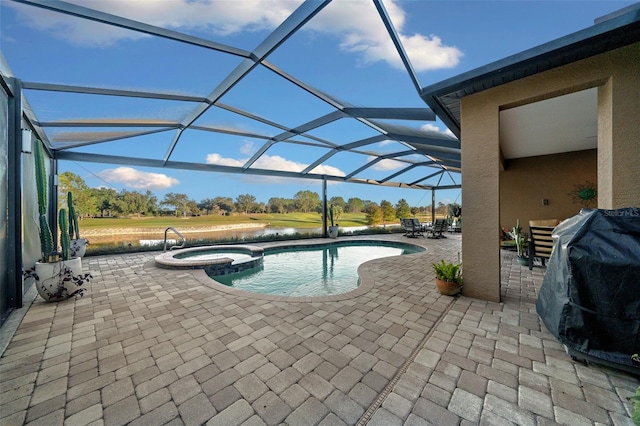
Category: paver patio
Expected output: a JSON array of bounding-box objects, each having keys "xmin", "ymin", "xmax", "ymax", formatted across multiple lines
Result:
[{"xmin": 1, "ymin": 234, "xmax": 638, "ymax": 425}]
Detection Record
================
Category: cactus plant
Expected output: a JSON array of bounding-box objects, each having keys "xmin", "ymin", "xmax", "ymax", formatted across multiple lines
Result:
[
  {"xmin": 59, "ymin": 208, "xmax": 70, "ymax": 261},
  {"xmin": 329, "ymin": 204, "xmax": 335, "ymax": 227},
  {"xmin": 27, "ymin": 140, "xmax": 92, "ymax": 301},
  {"xmin": 34, "ymin": 139, "xmax": 55, "ymax": 262},
  {"xmin": 67, "ymin": 191, "xmax": 80, "ymax": 240}
]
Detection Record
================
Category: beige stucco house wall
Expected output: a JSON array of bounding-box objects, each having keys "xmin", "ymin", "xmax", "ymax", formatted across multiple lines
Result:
[
  {"xmin": 461, "ymin": 42, "xmax": 640, "ymax": 302},
  {"xmin": 500, "ymin": 149, "xmax": 597, "ymax": 233}
]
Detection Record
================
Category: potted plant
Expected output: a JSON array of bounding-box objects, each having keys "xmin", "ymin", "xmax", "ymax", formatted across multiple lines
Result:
[
  {"xmin": 510, "ymin": 219, "xmax": 528, "ymax": 266},
  {"xmin": 327, "ymin": 204, "xmax": 339, "ymax": 239},
  {"xmin": 27, "ymin": 140, "xmax": 91, "ymax": 302},
  {"xmin": 448, "ymin": 203, "xmax": 462, "ymax": 229},
  {"xmin": 67, "ymin": 191, "xmax": 88, "ymax": 257},
  {"xmin": 432, "ymin": 259, "xmax": 462, "ymax": 295}
]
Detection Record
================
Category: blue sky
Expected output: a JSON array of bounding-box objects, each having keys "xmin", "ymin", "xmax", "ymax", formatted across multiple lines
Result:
[{"xmin": 1, "ymin": 0, "xmax": 634, "ymax": 208}]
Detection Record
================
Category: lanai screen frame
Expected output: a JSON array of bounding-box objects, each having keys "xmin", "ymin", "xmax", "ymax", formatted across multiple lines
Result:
[{"xmin": 6, "ymin": 0, "xmax": 461, "ymax": 200}]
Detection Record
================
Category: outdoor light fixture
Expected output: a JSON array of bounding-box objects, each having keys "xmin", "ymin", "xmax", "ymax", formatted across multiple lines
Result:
[
  {"xmin": 21, "ymin": 128, "xmax": 32, "ymax": 153},
  {"xmin": 542, "ymin": 198, "xmax": 549, "ymax": 206}
]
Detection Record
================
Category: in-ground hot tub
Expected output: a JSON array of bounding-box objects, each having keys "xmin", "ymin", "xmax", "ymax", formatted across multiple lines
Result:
[{"xmin": 155, "ymin": 245, "xmax": 264, "ymax": 276}]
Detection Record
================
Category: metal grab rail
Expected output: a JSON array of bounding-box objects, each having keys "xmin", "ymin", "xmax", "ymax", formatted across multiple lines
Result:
[{"xmin": 163, "ymin": 227, "xmax": 186, "ymax": 252}]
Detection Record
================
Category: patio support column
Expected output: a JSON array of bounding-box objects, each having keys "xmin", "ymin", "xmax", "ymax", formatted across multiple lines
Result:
[
  {"xmin": 322, "ymin": 176, "xmax": 327, "ymax": 238},
  {"xmin": 597, "ymin": 48, "xmax": 640, "ymax": 208},
  {"xmin": 460, "ymin": 94, "xmax": 501, "ymax": 302},
  {"xmin": 5, "ymin": 76, "xmax": 23, "ymax": 312},
  {"xmin": 431, "ymin": 189, "xmax": 435, "ymax": 223}
]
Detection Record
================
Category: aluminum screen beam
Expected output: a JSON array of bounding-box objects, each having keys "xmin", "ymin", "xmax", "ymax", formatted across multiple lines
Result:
[
  {"xmin": 342, "ymin": 107, "xmax": 435, "ymax": 121},
  {"xmin": 6, "ymin": 0, "xmax": 464, "ymax": 192},
  {"xmin": 22, "ymin": 82, "xmax": 206, "ymax": 103},
  {"xmin": 54, "ymin": 150, "xmax": 458, "ymax": 190},
  {"xmin": 373, "ymin": 0, "xmax": 422, "ymax": 95},
  {"xmin": 162, "ymin": 0, "xmax": 332, "ymax": 164},
  {"xmin": 37, "ymin": 120, "xmax": 181, "ymax": 128},
  {"xmin": 51, "ymin": 128, "xmax": 176, "ymax": 150},
  {"xmin": 344, "ymin": 157, "xmax": 384, "ymax": 179},
  {"xmin": 379, "ymin": 163, "xmax": 421, "ymax": 184},
  {"xmin": 13, "ymin": 0, "xmax": 250, "ymax": 58},
  {"xmin": 410, "ymin": 170, "xmax": 445, "ymax": 186}
]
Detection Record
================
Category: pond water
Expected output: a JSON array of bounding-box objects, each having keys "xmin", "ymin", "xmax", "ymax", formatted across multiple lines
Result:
[{"xmin": 94, "ymin": 226, "xmax": 373, "ymax": 246}]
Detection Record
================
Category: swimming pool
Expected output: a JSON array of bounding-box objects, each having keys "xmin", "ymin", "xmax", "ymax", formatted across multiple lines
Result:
[{"xmin": 212, "ymin": 241, "xmax": 424, "ymax": 297}]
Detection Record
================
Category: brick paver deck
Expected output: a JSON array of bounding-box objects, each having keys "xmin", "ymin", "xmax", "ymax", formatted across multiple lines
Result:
[{"xmin": 1, "ymin": 234, "xmax": 638, "ymax": 425}]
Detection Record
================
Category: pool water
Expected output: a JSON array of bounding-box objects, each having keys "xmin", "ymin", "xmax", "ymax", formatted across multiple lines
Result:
[
  {"xmin": 213, "ymin": 242, "xmax": 423, "ymax": 297},
  {"xmin": 179, "ymin": 251, "xmax": 253, "ymax": 262}
]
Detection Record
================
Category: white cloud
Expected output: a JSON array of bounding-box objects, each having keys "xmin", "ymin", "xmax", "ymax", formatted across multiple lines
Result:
[
  {"xmin": 205, "ymin": 153, "xmax": 244, "ymax": 167},
  {"xmin": 9, "ymin": 0, "xmax": 461, "ymax": 70},
  {"xmin": 254, "ymin": 154, "xmax": 306, "ymax": 173},
  {"xmin": 421, "ymin": 123, "xmax": 456, "ymax": 138},
  {"xmin": 366, "ymin": 156, "xmax": 404, "ymax": 171},
  {"xmin": 308, "ymin": 0, "xmax": 462, "ymax": 71},
  {"xmin": 206, "ymin": 152, "xmax": 345, "ymax": 178},
  {"xmin": 96, "ymin": 167, "xmax": 179, "ymax": 190},
  {"xmin": 7, "ymin": 2, "xmax": 147, "ymax": 47},
  {"xmin": 240, "ymin": 141, "xmax": 256, "ymax": 155},
  {"xmin": 7, "ymin": 0, "xmax": 302, "ymax": 47}
]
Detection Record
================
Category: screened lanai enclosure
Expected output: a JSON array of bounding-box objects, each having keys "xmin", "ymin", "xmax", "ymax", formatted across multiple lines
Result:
[{"xmin": 1, "ymin": 1, "xmax": 461, "ymax": 322}]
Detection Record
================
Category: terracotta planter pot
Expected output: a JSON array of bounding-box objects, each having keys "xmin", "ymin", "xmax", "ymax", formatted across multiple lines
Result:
[
  {"xmin": 435, "ymin": 278, "xmax": 462, "ymax": 296},
  {"xmin": 35, "ymin": 257, "xmax": 84, "ymax": 302}
]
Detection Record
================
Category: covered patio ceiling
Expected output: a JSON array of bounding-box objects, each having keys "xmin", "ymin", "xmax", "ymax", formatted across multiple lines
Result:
[{"xmin": 2, "ymin": 0, "xmax": 462, "ymax": 191}]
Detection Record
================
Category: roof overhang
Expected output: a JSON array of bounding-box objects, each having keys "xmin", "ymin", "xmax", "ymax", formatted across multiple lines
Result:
[{"xmin": 420, "ymin": 4, "xmax": 640, "ymax": 140}]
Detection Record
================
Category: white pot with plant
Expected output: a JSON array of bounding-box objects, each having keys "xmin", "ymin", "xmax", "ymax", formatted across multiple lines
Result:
[
  {"xmin": 25, "ymin": 140, "xmax": 91, "ymax": 302},
  {"xmin": 328, "ymin": 204, "xmax": 339, "ymax": 238},
  {"xmin": 67, "ymin": 191, "xmax": 88, "ymax": 258}
]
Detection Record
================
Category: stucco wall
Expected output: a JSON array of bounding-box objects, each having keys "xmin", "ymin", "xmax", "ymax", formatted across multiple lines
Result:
[
  {"xmin": 461, "ymin": 42, "xmax": 639, "ymax": 302},
  {"xmin": 597, "ymin": 48, "xmax": 640, "ymax": 209},
  {"xmin": 460, "ymin": 96, "xmax": 501, "ymax": 302},
  {"xmin": 500, "ymin": 149, "xmax": 597, "ymax": 232}
]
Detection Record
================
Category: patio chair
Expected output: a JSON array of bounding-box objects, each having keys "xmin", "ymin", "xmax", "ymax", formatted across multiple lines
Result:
[
  {"xmin": 400, "ymin": 218, "xmax": 410, "ymax": 237},
  {"xmin": 411, "ymin": 218, "xmax": 425, "ymax": 237},
  {"xmin": 528, "ymin": 219, "xmax": 560, "ymax": 270},
  {"xmin": 448, "ymin": 221, "xmax": 461, "ymax": 233},
  {"xmin": 428, "ymin": 219, "xmax": 447, "ymax": 239},
  {"xmin": 401, "ymin": 218, "xmax": 424, "ymax": 238}
]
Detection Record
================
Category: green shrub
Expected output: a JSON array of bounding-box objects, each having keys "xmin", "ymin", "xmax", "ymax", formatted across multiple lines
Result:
[{"xmin": 432, "ymin": 260, "xmax": 462, "ymax": 284}]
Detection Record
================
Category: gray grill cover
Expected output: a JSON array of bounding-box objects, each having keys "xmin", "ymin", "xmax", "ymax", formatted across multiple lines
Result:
[{"xmin": 536, "ymin": 208, "xmax": 640, "ymax": 372}]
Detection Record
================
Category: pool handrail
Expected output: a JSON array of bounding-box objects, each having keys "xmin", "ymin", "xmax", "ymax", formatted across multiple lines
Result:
[{"xmin": 164, "ymin": 227, "xmax": 186, "ymax": 252}]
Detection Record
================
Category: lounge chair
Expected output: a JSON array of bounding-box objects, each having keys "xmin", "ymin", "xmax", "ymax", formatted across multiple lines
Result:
[
  {"xmin": 428, "ymin": 219, "xmax": 447, "ymax": 239},
  {"xmin": 401, "ymin": 218, "xmax": 424, "ymax": 238}
]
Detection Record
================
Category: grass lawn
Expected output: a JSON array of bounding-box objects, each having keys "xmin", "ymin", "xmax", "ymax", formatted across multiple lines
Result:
[{"xmin": 80, "ymin": 212, "xmax": 371, "ymax": 231}]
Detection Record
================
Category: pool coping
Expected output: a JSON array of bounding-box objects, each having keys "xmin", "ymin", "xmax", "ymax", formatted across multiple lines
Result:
[
  {"xmin": 154, "ymin": 244, "xmax": 265, "ymax": 269},
  {"xmin": 189, "ymin": 238, "xmax": 426, "ymax": 302}
]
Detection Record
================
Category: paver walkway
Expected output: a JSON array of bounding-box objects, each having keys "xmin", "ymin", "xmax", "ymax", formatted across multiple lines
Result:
[{"xmin": 1, "ymin": 234, "xmax": 638, "ymax": 425}]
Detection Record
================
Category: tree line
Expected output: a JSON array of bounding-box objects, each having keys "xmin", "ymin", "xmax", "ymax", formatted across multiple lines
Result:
[{"xmin": 58, "ymin": 172, "xmax": 458, "ymax": 225}]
